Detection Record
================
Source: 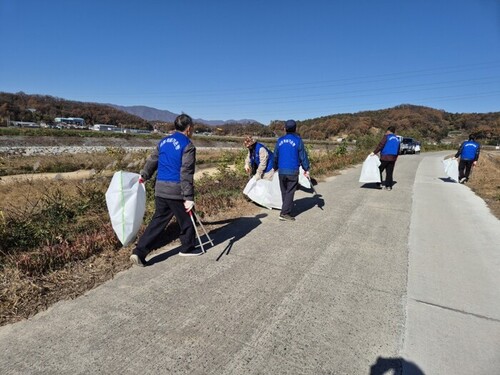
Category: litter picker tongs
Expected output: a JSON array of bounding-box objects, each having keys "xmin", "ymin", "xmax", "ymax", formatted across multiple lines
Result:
[{"xmin": 188, "ymin": 209, "xmax": 214, "ymax": 253}]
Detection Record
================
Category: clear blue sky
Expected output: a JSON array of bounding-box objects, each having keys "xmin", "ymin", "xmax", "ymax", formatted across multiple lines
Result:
[{"xmin": 1, "ymin": 0, "xmax": 500, "ymax": 124}]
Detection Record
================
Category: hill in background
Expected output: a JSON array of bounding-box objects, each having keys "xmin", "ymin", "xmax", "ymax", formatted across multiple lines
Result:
[
  {"xmin": 0, "ymin": 92, "xmax": 151, "ymax": 129},
  {"xmin": 279, "ymin": 104, "xmax": 500, "ymax": 144},
  {"xmin": 1, "ymin": 92, "xmax": 499, "ymax": 143},
  {"xmin": 110, "ymin": 104, "xmax": 261, "ymax": 126}
]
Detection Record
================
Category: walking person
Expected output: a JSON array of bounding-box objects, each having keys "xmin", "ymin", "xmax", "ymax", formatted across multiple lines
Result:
[
  {"xmin": 273, "ymin": 120, "xmax": 310, "ymax": 221},
  {"xmin": 243, "ymin": 136, "xmax": 274, "ymax": 180},
  {"xmin": 370, "ymin": 126, "xmax": 400, "ymax": 190},
  {"xmin": 453, "ymin": 134, "xmax": 481, "ymax": 184},
  {"xmin": 130, "ymin": 114, "xmax": 200, "ymax": 267}
]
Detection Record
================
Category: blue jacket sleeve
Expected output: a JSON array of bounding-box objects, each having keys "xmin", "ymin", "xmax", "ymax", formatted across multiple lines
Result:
[
  {"xmin": 298, "ymin": 139, "xmax": 310, "ymax": 171},
  {"xmin": 273, "ymin": 141, "xmax": 279, "ymax": 170},
  {"xmin": 474, "ymin": 144, "xmax": 481, "ymax": 161},
  {"xmin": 455, "ymin": 142, "xmax": 464, "ymax": 158}
]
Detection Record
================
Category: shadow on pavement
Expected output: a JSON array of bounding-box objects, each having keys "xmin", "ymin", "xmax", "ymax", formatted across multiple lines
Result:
[
  {"xmin": 146, "ymin": 247, "xmax": 181, "ymax": 266},
  {"xmin": 360, "ymin": 182, "xmax": 383, "ymax": 189},
  {"xmin": 360, "ymin": 181, "xmax": 399, "ymax": 189},
  {"xmin": 147, "ymin": 213, "xmax": 268, "ymax": 264},
  {"xmin": 370, "ymin": 356, "xmax": 425, "ymax": 375},
  {"xmin": 211, "ymin": 213, "xmax": 268, "ymax": 261},
  {"xmin": 439, "ymin": 177, "xmax": 457, "ymax": 183},
  {"xmin": 294, "ymin": 193, "xmax": 325, "ymax": 216}
]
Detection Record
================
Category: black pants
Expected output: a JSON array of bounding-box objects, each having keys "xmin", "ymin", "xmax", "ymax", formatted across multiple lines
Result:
[
  {"xmin": 134, "ymin": 196, "xmax": 195, "ymax": 258},
  {"xmin": 379, "ymin": 160, "xmax": 396, "ymax": 187},
  {"xmin": 279, "ymin": 174, "xmax": 299, "ymax": 216},
  {"xmin": 458, "ymin": 159, "xmax": 474, "ymax": 180}
]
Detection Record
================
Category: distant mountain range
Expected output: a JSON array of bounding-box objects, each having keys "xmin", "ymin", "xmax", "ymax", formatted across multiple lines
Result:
[{"xmin": 109, "ymin": 104, "xmax": 261, "ymax": 126}]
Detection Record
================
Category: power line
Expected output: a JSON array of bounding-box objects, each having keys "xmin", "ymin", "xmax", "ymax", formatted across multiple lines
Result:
[{"xmin": 66, "ymin": 60, "xmax": 500, "ymax": 99}]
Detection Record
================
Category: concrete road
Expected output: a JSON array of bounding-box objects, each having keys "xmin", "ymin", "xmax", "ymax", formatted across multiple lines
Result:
[{"xmin": 0, "ymin": 152, "xmax": 499, "ymax": 375}]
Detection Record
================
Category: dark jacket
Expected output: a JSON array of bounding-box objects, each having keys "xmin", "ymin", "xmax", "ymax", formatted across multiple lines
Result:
[{"xmin": 140, "ymin": 132, "xmax": 196, "ymax": 200}]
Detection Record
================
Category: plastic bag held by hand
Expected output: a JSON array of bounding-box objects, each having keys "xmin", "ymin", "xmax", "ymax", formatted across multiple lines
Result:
[
  {"xmin": 243, "ymin": 172, "xmax": 282, "ymax": 209},
  {"xmin": 442, "ymin": 158, "xmax": 459, "ymax": 182},
  {"xmin": 359, "ymin": 155, "xmax": 381, "ymax": 183},
  {"xmin": 105, "ymin": 171, "xmax": 146, "ymax": 246},
  {"xmin": 298, "ymin": 166, "xmax": 311, "ymax": 189}
]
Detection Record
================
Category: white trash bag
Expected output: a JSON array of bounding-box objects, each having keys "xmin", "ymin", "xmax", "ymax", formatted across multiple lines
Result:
[
  {"xmin": 359, "ymin": 155, "xmax": 381, "ymax": 183},
  {"xmin": 106, "ymin": 171, "xmax": 146, "ymax": 246},
  {"xmin": 298, "ymin": 166, "xmax": 311, "ymax": 189},
  {"xmin": 243, "ymin": 166, "xmax": 314, "ymax": 210},
  {"xmin": 243, "ymin": 172, "xmax": 282, "ymax": 209},
  {"xmin": 442, "ymin": 158, "xmax": 459, "ymax": 182}
]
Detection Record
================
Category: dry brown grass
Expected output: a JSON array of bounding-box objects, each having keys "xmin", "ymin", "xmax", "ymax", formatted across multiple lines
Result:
[
  {"xmin": 466, "ymin": 151, "xmax": 500, "ymax": 219},
  {"xmin": 0, "ymin": 150, "xmax": 500, "ymax": 325},
  {"xmin": 0, "ymin": 150, "xmax": 146, "ymax": 176},
  {"xmin": 0, "ymin": 149, "xmax": 253, "ymax": 326},
  {"xmin": 0, "ymin": 149, "xmax": 244, "ymax": 177},
  {"xmin": 0, "ymin": 197, "xmax": 257, "ymax": 325}
]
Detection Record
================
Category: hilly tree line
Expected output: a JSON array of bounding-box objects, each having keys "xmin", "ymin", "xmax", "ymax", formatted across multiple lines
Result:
[
  {"xmin": 276, "ymin": 105, "xmax": 500, "ymax": 143},
  {"xmin": 0, "ymin": 92, "xmax": 151, "ymax": 129},
  {"xmin": 1, "ymin": 93, "xmax": 499, "ymax": 143}
]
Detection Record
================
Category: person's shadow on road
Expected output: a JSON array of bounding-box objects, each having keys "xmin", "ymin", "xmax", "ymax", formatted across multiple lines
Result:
[
  {"xmin": 293, "ymin": 193, "xmax": 325, "ymax": 216},
  {"xmin": 211, "ymin": 213, "xmax": 267, "ymax": 261},
  {"xmin": 439, "ymin": 177, "xmax": 457, "ymax": 183},
  {"xmin": 370, "ymin": 356, "xmax": 425, "ymax": 375},
  {"xmin": 146, "ymin": 213, "xmax": 268, "ymax": 265},
  {"xmin": 360, "ymin": 181, "xmax": 399, "ymax": 189}
]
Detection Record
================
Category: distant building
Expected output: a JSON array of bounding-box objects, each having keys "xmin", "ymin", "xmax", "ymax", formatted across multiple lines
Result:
[
  {"xmin": 124, "ymin": 128, "xmax": 151, "ymax": 134},
  {"xmin": 92, "ymin": 124, "xmax": 118, "ymax": 132},
  {"xmin": 55, "ymin": 117, "xmax": 86, "ymax": 128},
  {"xmin": 10, "ymin": 121, "xmax": 40, "ymax": 128}
]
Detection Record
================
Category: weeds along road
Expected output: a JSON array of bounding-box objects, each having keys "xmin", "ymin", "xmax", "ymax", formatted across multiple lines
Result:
[{"xmin": 0, "ymin": 152, "xmax": 499, "ymax": 375}]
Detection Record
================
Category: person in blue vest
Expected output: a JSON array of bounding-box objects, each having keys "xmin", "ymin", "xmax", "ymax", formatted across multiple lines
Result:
[
  {"xmin": 130, "ymin": 114, "xmax": 200, "ymax": 266},
  {"xmin": 370, "ymin": 126, "xmax": 400, "ymax": 191},
  {"xmin": 243, "ymin": 136, "xmax": 275, "ymax": 181},
  {"xmin": 453, "ymin": 134, "xmax": 481, "ymax": 184},
  {"xmin": 273, "ymin": 120, "xmax": 310, "ymax": 221}
]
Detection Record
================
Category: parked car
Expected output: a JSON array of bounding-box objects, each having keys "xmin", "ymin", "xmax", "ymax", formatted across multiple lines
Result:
[
  {"xmin": 399, "ymin": 137, "xmax": 414, "ymax": 154},
  {"xmin": 395, "ymin": 137, "xmax": 420, "ymax": 154}
]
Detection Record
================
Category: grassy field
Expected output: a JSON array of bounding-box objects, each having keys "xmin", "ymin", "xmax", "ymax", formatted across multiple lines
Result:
[
  {"xmin": 0, "ymin": 140, "xmax": 497, "ymax": 326},
  {"xmin": 466, "ymin": 151, "xmax": 500, "ymax": 219},
  {"xmin": 0, "ymin": 139, "xmax": 369, "ymax": 325}
]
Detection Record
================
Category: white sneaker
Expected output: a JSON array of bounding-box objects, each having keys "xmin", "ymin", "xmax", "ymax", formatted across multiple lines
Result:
[
  {"xmin": 179, "ymin": 249, "xmax": 203, "ymax": 257},
  {"xmin": 130, "ymin": 254, "xmax": 145, "ymax": 267},
  {"xmin": 459, "ymin": 177, "xmax": 467, "ymax": 184}
]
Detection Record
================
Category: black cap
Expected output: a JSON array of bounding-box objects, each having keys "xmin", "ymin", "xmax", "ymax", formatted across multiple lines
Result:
[{"xmin": 285, "ymin": 119, "xmax": 297, "ymax": 130}]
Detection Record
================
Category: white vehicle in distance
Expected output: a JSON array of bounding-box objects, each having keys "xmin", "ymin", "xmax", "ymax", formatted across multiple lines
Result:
[{"xmin": 396, "ymin": 136, "xmax": 420, "ymax": 154}]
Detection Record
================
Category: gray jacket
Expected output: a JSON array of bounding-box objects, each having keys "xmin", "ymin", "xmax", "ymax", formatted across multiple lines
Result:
[{"xmin": 140, "ymin": 140, "xmax": 196, "ymax": 201}]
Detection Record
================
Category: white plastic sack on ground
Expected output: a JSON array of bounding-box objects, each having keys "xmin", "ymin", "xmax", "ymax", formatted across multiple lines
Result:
[
  {"xmin": 106, "ymin": 171, "xmax": 146, "ymax": 246},
  {"xmin": 243, "ymin": 172, "xmax": 282, "ymax": 209},
  {"xmin": 243, "ymin": 166, "xmax": 313, "ymax": 209},
  {"xmin": 442, "ymin": 158, "xmax": 459, "ymax": 182},
  {"xmin": 359, "ymin": 155, "xmax": 381, "ymax": 183}
]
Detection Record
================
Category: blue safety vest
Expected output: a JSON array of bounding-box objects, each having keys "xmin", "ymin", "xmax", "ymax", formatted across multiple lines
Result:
[
  {"xmin": 381, "ymin": 134, "xmax": 400, "ymax": 156},
  {"xmin": 460, "ymin": 141, "xmax": 479, "ymax": 160},
  {"xmin": 156, "ymin": 132, "xmax": 191, "ymax": 182},
  {"xmin": 275, "ymin": 133, "xmax": 310, "ymax": 174},
  {"xmin": 250, "ymin": 143, "xmax": 274, "ymax": 173}
]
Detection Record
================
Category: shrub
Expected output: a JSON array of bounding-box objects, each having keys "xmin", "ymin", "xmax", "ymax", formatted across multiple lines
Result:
[{"xmin": 13, "ymin": 225, "xmax": 120, "ymax": 276}]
